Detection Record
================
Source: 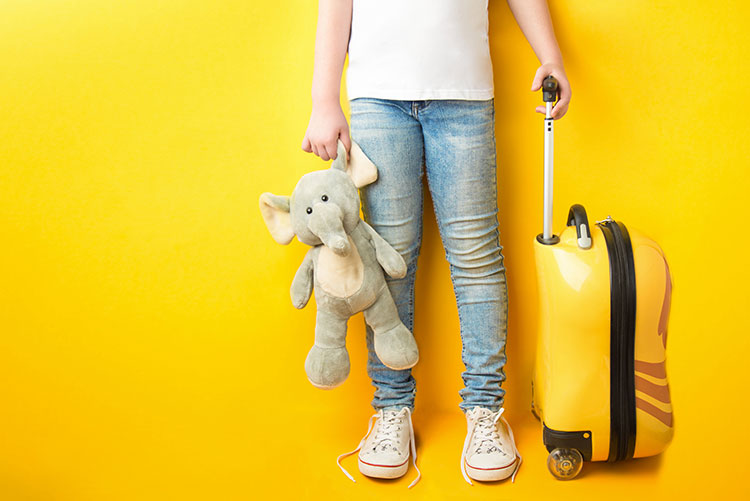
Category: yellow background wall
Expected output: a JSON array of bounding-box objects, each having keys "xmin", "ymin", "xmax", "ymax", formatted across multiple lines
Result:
[{"xmin": 1, "ymin": 1, "xmax": 747, "ymax": 499}]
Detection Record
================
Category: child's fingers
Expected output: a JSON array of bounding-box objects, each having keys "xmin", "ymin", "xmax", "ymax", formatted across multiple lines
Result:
[
  {"xmin": 301, "ymin": 135, "xmax": 312, "ymax": 153},
  {"xmin": 551, "ymin": 83, "xmax": 572, "ymax": 119},
  {"xmin": 551, "ymin": 102, "xmax": 569, "ymax": 119},
  {"xmin": 551, "ymin": 99, "xmax": 569, "ymax": 119},
  {"xmin": 323, "ymin": 140, "xmax": 338, "ymax": 161},
  {"xmin": 551, "ymin": 96, "xmax": 570, "ymax": 119},
  {"xmin": 535, "ymin": 105, "xmax": 547, "ymax": 114},
  {"xmin": 318, "ymin": 144, "xmax": 332, "ymax": 161}
]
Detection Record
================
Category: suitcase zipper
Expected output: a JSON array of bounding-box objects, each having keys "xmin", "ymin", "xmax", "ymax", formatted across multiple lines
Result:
[{"xmin": 599, "ymin": 219, "xmax": 637, "ymax": 462}]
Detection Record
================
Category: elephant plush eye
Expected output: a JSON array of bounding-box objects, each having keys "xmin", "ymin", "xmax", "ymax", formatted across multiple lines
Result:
[
  {"xmin": 306, "ymin": 207, "xmax": 312, "ymax": 214},
  {"xmin": 321, "ymin": 195, "xmax": 328, "ymax": 202}
]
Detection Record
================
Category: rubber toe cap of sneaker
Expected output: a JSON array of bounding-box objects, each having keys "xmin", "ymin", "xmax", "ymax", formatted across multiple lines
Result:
[{"xmin": 466, "ymin": 451, "xmax": 516, "ymax": 471}]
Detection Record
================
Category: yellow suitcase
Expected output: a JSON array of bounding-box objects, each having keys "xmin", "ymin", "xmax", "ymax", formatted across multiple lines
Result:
[{"xmin": 531, "ymin": 78, "xmax": 674, "ymax": 480}]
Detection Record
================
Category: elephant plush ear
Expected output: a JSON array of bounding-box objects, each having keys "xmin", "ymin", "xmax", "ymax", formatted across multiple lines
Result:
[
  {"xmin": 331, "ymin": 139, "xmax": 378, "ymax": 188},
  {"xmin": 259, "ymin": 193, "xmax": 295, "ymax": 245}
]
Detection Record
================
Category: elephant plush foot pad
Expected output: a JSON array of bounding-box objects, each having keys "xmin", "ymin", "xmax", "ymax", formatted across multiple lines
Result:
[
  {"xmin": 305, "ymin": 346, "xmax": 351, "ymax": 390},
  {"xmin": 374, "ymin": 323, "xmax": 419, "ymax": 370}
]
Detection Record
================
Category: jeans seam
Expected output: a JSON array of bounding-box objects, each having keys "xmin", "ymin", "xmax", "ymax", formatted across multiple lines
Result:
[
  {"xmin": 411, "ymin": 174, "xmax": 424, "ymax": 330},
  {"xmin": 351, "ymin": 97, "xmax": 412, "ymax": 118}
]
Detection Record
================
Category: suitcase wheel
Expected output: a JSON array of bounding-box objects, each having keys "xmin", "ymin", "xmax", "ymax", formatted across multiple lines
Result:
[{"xmin": 547, "ymin": 448, "xmax": 583, "ymax": 480}]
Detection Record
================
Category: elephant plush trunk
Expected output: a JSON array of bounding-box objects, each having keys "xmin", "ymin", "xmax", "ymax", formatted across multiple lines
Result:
[{"xmin": 308, "ymin": 203, "xmax": 350, "ymax": 256}]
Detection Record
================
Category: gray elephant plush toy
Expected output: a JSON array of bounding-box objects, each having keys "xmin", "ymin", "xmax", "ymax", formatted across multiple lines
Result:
[{"xmin": 260, "ymin": 140, "xmax": 419, "ymax": 389}]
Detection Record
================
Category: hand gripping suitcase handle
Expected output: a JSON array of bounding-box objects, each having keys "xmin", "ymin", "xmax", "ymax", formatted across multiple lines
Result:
[
  {"xmin": 542, "ymin": 76, "xmax": 559, "ymax": 105},
  {"xmin": 566, "ymin": 204, "xmax": 593, "ymax": 249}
]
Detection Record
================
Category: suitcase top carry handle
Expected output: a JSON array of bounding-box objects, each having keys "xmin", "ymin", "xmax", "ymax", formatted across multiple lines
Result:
[{"xmin": 566, "ymin": 204, "xmax": 593, "ymax": 249}]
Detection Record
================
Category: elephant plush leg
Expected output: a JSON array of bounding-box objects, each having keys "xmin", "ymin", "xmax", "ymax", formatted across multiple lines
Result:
[
  {"xmin": 305, "ymin": 308, "xmax": 350, "ymax": 390},
  {"xmin": 364, "ymin": 288, "xmax": 419, "ymax": 370}
]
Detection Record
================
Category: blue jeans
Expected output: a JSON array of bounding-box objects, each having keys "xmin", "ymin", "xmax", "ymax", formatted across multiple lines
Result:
[{"xmin": 350, "ymin": 98, "xmax": 509, "ymax": 413}]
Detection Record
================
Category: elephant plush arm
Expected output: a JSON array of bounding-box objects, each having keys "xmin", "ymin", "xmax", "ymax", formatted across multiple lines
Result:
[
  {"xmin": 360, "ymin": 221, "xmax": 407, "ymax": 279},
  {"xmin": 291, "ymin": 249, "xmax": 315, "ymax": 309}
]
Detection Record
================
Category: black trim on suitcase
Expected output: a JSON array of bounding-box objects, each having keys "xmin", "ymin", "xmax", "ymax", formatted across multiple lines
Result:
[
  {"xmin": 542, "ymin": 424, "xmax": 593, "ymax": 461},
  {"xmin": 536, "ymin": 233, "xmax": 560, "ymax": 245},
  {"xmin": 599, "ymin": 220, "xmax": 638, "ymax": 462}
]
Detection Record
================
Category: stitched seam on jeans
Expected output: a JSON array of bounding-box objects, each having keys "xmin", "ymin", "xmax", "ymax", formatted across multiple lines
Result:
[
  {"xmin": 350, "ymin": 98, "xmax": 411, "ymax": 117},
  {"xmin": 491, "ymin": 102, "xmax": 508, "ymax": 406},
  {"xmin": 410, "ymin": 192, "xmax": 424, "ymax": 331}
]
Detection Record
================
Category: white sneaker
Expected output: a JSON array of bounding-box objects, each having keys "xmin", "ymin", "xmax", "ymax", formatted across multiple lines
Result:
[
  {"xmin": 461, "ymin": 407, "xmax": 522, "ymax": 484},
  {"xmin": 337, "ymin": 407, "xmax": 421, "ymax": 488}
]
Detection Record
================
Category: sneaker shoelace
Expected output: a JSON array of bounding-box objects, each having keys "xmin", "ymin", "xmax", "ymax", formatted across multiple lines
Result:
[
  {"xmin": 336, "ymin": 407, "xmax": 421, "ymax": 488},
  {"xmin": 460, "ymin": 407, "xmax": 522, "ymax": 485}
]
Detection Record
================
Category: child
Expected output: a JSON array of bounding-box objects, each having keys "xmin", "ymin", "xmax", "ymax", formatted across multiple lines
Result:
[{"xmin": 301, "ymin": 0, "xmax": 571, "ymax": 486}]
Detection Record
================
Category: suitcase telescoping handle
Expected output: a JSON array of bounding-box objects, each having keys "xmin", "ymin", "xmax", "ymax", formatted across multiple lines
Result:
[
  {"xmin": 537, "ymin": 76, "xmax": 594, "ymax": 250},
  {"xmin": 538, "ymin": 76, "xmax": 559, "ymax": 245}
]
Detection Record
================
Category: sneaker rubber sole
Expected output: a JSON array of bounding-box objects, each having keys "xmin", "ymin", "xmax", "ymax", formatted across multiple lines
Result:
[
  {"xmin": 465, "ymin": 457, "xmax": 518, "ymax": 482},
  {"xmin": 358, "ymin": 456, "xmax": 409, "ymax": 479}
]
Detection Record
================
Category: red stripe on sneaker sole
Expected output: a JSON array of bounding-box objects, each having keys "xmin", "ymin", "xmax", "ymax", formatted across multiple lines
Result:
[{"xmin": 358, "ymin": 458, "xmax": 409, "ymax": 468}]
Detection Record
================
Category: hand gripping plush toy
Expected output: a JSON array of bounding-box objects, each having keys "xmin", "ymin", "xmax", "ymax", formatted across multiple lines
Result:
[{"xmin": 260, "ymin": 140, "xmax": 419, "ymax": 389}]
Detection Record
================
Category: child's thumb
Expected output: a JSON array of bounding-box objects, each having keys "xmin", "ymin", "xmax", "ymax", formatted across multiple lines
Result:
[{"xmin": 339, "ymin": 128, "xmax": 352, "ymax": 159}]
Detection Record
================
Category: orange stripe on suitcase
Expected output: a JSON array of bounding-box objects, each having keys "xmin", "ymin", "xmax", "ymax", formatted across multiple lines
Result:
[
  {"xmin": 634, "ymin": 375, "xmax": 671, "ymax": 403},
  {"xmin": 634, "ymin": 360, "xmax": 667, "ymax": 379},
  {"xmin": 635, "ymin": 397, "xmax": 673, "ymax": 427}
]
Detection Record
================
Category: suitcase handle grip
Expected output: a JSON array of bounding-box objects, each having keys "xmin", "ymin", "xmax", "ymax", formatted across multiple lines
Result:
[
  {"xmin": 566, "ymin": 204, "xmax": 593, "ymax": 249},
  {"xmin": 543, "ymin": 76, "xmax": 559, "ymax": 103}
]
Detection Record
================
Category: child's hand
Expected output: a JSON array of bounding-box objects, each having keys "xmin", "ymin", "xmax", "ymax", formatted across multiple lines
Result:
[
  {"xmin": 301, "ymin": 101, "xmax": 351, "ymax": 161},
  {"xmin": 530, "ymin": 63, "xmax": 571, "ymax": 119}
]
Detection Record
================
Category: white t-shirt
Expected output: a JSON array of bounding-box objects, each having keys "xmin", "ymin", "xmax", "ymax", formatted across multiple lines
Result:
[{"xmin": 346, "ymin": 0, "xmax": 494, "ymax": 101}]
